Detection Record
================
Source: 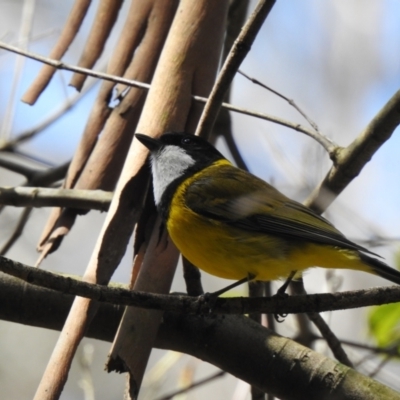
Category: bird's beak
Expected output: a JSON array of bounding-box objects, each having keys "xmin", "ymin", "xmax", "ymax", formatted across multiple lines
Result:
[{"xmin": 135, "ymin": 133, "xmax": 162, "ymax": 152}]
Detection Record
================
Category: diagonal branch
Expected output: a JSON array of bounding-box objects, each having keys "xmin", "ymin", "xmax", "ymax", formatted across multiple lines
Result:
[
  {"xmin": 195, "ymin": 0, "xmax": 276, "ymax": 138},
  {"xmin": 305, "ymin": 89, "xmax": 400, "ymax": 213}
]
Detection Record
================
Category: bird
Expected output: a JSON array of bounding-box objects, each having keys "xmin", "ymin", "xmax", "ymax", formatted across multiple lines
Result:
[{"xmin": 135, "ymin": 132, "xmax": 400, "ymax": 287}]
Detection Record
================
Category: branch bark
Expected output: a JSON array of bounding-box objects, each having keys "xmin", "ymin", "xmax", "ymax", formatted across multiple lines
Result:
[
  {"xmin": 305, "ymin": 89, "xmax": 400, "ymax": 213},
  {"xmin": 0, "ymin": 273, "xmax": 399, "ymax": 400},
  {"xmin": 0, "ymin": 187, "xmax": 112, "ymax": 211},
  {"xmin": 1, "ymin": 256, "xmax": 400, "ymax": 316}
]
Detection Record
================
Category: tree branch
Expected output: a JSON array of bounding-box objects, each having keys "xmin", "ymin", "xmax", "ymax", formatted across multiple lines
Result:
[
  {"xmin": 0, "ymin": 187, "xmax": 112, "ymax": 211},
  {"xmin": 306, "ymin": 89, "xmax": 400, "ymax": 213},
  {"xmin": 1, "ymin": 256, "xmax": 400, "ymax": 315},
  {"xmin": 195, "ymin": 0, "xmax": 276, "ymax": 138},
  {"xmin": 0, "ymin": 272, "xmax": 399, "ymax": 400},
  {"xmin": 0, "ymin": 40, "xmax": 329, "ymax": 151}
]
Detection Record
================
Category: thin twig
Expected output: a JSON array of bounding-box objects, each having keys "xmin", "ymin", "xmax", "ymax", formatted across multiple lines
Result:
[
  {"xmin": 0, "ymin": 187, "xmax": 112, "ymax": 211},
  {"xmin": 307, "ymin": 312, "xmax": 354, "ymax": 368},
  {"xmin": 0, "ymin": 72, "xmax": 100, "ymax": 151},
  {"xmin": 238, "ymin": 70, "xmax": 321, "ymax": 133},
  {"xmin": 369, "ymin": 356, "xmax": 392, "ymax": 378},
  {"xmin": 0, "ymin": 207, "xmax": 33, "ymax": 255},
  {"xmin": 291, "ymin": 279, "xmax": 353, "ymax": 368},
  {"xmin": 1, "ymin": 256, "xmax": 400, "ymax": 315},
  {"xmin": 195, "ymin": 0, "xmax": 276, "ymax": 138},
  {"xmin": 0, "ymin": 41, "xmax": 335, "ymax": 153},
  {"xmin": 155, "ymin": 371, "xmax": 225, "ymax": 400},
  {"xmin": 217, "ymin": 100, "xmax": 336, "ymax": 154},
  {"xmin": 0, "ymin": 159, "xmax": 69, "ymax": 254},
  {"xmin": 314, "ymin": 336, "xmax": 400, "ymax": 358}
]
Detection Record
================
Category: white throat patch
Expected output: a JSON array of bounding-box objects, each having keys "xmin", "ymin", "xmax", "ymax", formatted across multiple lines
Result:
[{"xmin": 151, "ymin": 145, "xmax": 196, "ymax": 205}]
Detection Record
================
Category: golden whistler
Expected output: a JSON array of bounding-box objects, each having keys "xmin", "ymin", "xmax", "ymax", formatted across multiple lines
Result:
[{"xmin": 136, "ymin": 133, "xmax": 400, "ymax": 286}]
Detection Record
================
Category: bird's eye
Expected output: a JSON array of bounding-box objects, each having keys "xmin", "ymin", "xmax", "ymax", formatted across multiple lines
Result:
[{"xmin": 181, "ymin": 137, "xmax": 192, "ymax": 145}]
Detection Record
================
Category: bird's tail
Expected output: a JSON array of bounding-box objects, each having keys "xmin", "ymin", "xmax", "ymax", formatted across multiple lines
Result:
[{"xmin": 359, "ymin": 252, "xmax": 400, "ymax": 285}]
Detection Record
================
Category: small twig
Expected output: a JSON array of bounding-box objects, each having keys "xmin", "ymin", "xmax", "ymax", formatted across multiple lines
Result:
[
  {"xmin": 307, "ymin": 311, "xmax": 354, "ymax": 368},
  {"xmin": 155, "ymin": 370, "xmax": 225, "ymax": 400},
  {"xmin": 0, "ymin": 72, "xmax": 100, "ymax": 151},
  {"xmin": 216, "ymin": 100, "xmax": 336, "ymax": 154},
  {"xmin": 238, "ymin": 70, "xmax": 321, "ymax": 133},
  {"xmin": 0, "ymin": 207, "xmax": 33, "ymax": 255},
  {"xmin": 291, "ymin": 279, "xmax": 353, "ymax": 368},
  {"xmin": 2, "ymin": 256, "xmax": 400, "ymax": 315},
  {"xmin": 0, "ymin": 187, "xmax": 112, "ymax": 211},
  {"xmin": 368, "ymin": 356, "xmax": 392, "ymax": 378},
  {"xmin": 0, "ymin": 41, "xmax": 334, "ymax": 152},
  {"xmin": 314, "ymin": 336, "xmax": 400, "ymax": 358},
  {"xmin": 195, "ymin": 0, "xmax": 276, "ymax": 138}
]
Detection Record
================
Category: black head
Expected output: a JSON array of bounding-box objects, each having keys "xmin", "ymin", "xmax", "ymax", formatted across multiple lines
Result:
[
  {"xmin": 135, "ymin": 132, "xmax": 227, "ymax": 206},
  {"xmin": 136, "ymin": 132, "xmax": 225, "ymax": 167}
]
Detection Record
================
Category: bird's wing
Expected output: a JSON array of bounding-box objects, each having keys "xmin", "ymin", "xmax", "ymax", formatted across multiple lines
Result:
[{"xmin": 185, "ymin": 164, "xmax": 377, "ymax": 255}]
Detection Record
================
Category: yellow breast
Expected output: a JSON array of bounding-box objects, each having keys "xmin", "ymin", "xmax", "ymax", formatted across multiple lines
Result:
[{"xmin": 166, "ymin": 163, "xmax": 369, "ymax": 282}]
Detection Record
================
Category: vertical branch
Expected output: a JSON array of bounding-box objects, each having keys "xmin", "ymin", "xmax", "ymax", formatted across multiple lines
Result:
[
  {"xmin": 195, "ymin": 0, "xmax": 276, "ymax": 138},
  {"xmin": 106, "ymin": 2, "xmax": 230, "ymax": 398},
  {"xmin": 22, "ymin": 0, "xmax": 92, "ymax": 104},
  {"xmin": 0, "ymin": 0, "xmax": 36, "ymax": 141},
  {"xmin": 69, "ymin": 0, "xmax": 124, "ymax": 91}
]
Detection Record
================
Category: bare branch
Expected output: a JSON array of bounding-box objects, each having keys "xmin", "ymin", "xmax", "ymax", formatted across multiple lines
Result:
[
  {"xmin": 0, "ymin": 41, "xmax": 330, "ymax": 151},
  {"xmin": 22, "ymin": 0, "xmax": 92, "ymax": 104},
  {"xmin": 0, "ymin": 207, "xmax": 33, "ymax": 255},
  {"xmin": 1, "ymin": 273, "xmax": 398, "ymax": 400},
  {"xmin": 219, "ymin": 100, "xmax": 337, "ymax": 154},
  {"xmin": 195, "ymin": 0, "xmax": 276, "ymax": 138},
  {"xmin": 1, "ymin": 255, "xmax": 400, "ymax": 315},
  {"xmin": 238, "ymin": 70, "xmax": 322, "ymax": 135},
  {"xmin": 290, "ymin": 280, "xmax": 353, "ymax": 368},
  {"xmin": 69, "ymin": 0, "xmax": 124, "ymax": 91},
  {"xmin": 0, "ymin": 73, "xmax": 100, "ymax": 151},
  {"xmin": 306, "ymin": 89, "xmax": 400, "ymax": 213},
  {"xmin": 0, "ymin": 187, "xmax": 112, "ymax": 211},
  {"xmin": 155, "ymin": 371, "xmax": 225, "ymax": 400}
]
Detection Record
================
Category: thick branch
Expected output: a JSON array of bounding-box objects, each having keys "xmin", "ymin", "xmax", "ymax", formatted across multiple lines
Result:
[
  {"xmin": 0, "ymin": 272, "xmax": 399, "ymax": 400},
  {"xmin": 306, "ymin": 89, "xmax": 400, "ymax": 212}
]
